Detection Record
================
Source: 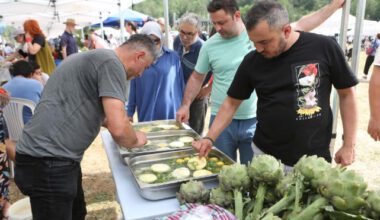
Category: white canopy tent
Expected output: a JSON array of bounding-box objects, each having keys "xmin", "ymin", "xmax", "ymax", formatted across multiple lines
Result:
[
  {"xmin": 0, "ymin": 0, "xmax": 145, "ymax": 38},
  {"xmin": 311, "ymin": 8, "xmax": 356, "ymax": 36}
]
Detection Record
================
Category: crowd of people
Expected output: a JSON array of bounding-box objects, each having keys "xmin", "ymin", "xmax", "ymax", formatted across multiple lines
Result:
[{"xmin": 0, "ymin": 0, "xmax": 379, "ymax": 219}]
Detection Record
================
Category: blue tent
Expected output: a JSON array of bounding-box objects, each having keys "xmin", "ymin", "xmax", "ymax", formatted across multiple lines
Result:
[{"xmin": 92, "ymin": 9, "xmax": 149, "ymax": 28}]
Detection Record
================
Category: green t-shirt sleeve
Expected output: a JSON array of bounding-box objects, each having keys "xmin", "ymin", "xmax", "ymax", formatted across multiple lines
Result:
[
  {"xmin": 97, "ymin": 60, "xmax": 126, "ymax": 102},
  {"xmin": 194, "ymin": 44, "xmax": 210, "ymax": 75}
]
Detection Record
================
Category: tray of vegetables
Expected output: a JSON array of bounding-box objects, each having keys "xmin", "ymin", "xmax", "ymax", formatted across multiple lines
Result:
[
  {"xmin": 132, "ymin": 119, "xmax": 192, "ymax": 136},
  {"xmin": 118, "ymin": 130, "xmax": 201, "ymax": 158},
  {"xmin": 127, "ymin": 148, "xmax": 235, "ymax": 200}
]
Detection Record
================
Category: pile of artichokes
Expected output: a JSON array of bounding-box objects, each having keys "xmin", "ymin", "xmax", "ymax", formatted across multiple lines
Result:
[{"xmin": 176, "ymin": 154, "xmax": 380, "ymax": 220}]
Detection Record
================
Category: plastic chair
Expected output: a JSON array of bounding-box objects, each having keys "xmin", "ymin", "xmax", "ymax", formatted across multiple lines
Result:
[{"xmin": 2, "ymin": 98, "xmax": 36, "ymax": 178}]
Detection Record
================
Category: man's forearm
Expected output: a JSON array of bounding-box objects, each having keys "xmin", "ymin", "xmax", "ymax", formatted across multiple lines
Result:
[
  {"xmin": 369, "ymin": 66, "xmax": 380, "ymax": 120},
  {"xmin": 207, "ymin": 97, "xmax": 242, "ymax": 141},
  {"xmin": 182, "ymin": 71, "xmax": 206, "ymax": 107},
  {"xmin": 339, "ymin": 87, "xmax": 358, "ymax": 148},
  {"xmin": 293, "ymin": 0, "xmax": 344, "ymax": 32}
]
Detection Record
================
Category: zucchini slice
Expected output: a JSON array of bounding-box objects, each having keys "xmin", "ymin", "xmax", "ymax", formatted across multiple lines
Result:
[
  {"xmin": 193, "ymin": 169, "xmax": 213, "ymax": 177},
  {"xmin": 169, "ymin": 141, "xmax": 185, "ymax": 148},
  {"xmin": 171, "ymin": 167, "xmax": 191, "ymax": 179},
  {"xmin": 150, "ymin": 163, "xmax": 171, "ymax": 173},
  {"xmin": 138, "ymin": 173, "xmax": 157, "ymax": 183},
  {"xmin": 178, "ymin": 136, "xmax": 194, "ymax": 143}
]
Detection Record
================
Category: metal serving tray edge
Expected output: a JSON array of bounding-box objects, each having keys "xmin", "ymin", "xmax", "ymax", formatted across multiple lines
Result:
[
  {"xmin": 132, "ymin": 119, "xmax": 192, "ymax": 136},
  {"xmin": 118, "ymin": 129, "xmax": 201, "ymax": 159},
  {"xmin": 126, "ymin": 148, "xmax": 235, "ymax": 200}
]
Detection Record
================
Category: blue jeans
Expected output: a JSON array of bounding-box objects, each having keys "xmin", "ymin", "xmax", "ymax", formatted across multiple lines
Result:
[
  {"xmin": 14, "ymin": 153, "xmax": 87, "ymax": 220},
  {"xmin": 210, "ymin": 115, "xmax": 256, "ymax": 165}
]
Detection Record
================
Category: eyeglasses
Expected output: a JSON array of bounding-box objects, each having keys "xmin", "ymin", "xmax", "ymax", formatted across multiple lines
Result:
[
  {"xmin": 153, "ymin": 39, "xmax": 160, "ymax": 45},
  {"xmin": 179, "ymin": 29, "xmax": 197, "ymax": 37},
  {"xmin": 149, "ymin": 37, "xmax": 161, "ymax": 45}
]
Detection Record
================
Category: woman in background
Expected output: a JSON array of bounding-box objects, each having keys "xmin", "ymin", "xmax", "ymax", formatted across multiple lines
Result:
[{"xmin": 23, "ymin": 19, "xmax": 55, "ymax": 75}]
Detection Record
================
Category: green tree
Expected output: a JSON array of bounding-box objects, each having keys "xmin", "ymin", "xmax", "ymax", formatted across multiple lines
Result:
[{"xmin": 350, "ymin": 0, "xmax": 380, "ymax": 21}]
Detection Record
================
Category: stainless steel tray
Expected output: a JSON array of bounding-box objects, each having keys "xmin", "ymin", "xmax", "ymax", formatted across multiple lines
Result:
[
  {"xmin": 133, "ymin": 119, "xmax": 192, "ymax": 136},
  {"xmin": 126, "ymin": 148, "xmax": 235, "ymax": 200},
  {"xmin": 118, "ymin": 130, "xmax": 200, "ymax": 158}
]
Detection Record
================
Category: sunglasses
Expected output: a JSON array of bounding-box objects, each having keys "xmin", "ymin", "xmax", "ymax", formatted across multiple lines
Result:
[{"xmin": 179, "ymin": 29, "xmax": 197, "ymax": 37}]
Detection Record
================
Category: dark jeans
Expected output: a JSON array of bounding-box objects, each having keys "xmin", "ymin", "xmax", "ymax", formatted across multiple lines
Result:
[
  {"xmin": 189, "ymin": 98, "xmax": 208, "ymax": 135},
  {"xmin": 14, "ymin": 153, "xmax": 87, "ymax": 220},
  {"xmin": 210, "ymin": 115, "xmax": 256, "ymax": 165},
  {"xmin": 364, "ymin": 55, "xmax": 375, "ymax": 75}
]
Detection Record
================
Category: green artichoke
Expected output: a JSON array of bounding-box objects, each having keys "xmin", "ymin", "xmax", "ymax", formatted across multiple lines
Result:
[
  {"xmin": 318, "ymin": 167, "xmax": 367, "ymax": 213},
  {"xmin": 366, "ymin": 190, "xmax": 380, "ymax": 218},
  {"xmin": 209, "ymin": 187, "xmax": 234, "ymax": 210},
  {"xmin": 246, "ymin": 155, "xmax": 284, "ymax": 220},
  {"xmin": 218, "ymin": 163, "xmax": 250, "ymax": 220},
  {"xmin": 294, "ymin": 155, "xmax": 332, "ymax": 188},
  {"xmin": 248, "ymin": 155, "xmax": 284, "ymax": 185},
  {"xmin": 176, "ymin": 180, "xmax": 209, "ymax": 205},
  {"xmin": 219, "ymin": 163, "xmax": 251, "ymax": 192}
]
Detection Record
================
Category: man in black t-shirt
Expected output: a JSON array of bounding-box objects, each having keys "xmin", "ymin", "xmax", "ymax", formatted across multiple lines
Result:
[{"xmin": 193, "ymin": 0, "xmax": 358, "ymax": 167}]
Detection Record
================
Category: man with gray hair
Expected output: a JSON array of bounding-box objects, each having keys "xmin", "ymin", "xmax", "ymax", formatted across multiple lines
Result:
[
  {"xmin": 193, "ymin": 0, "xmax": 358, "ymax": 168},
  {"xmin": 14, "ymin": 34, "xmax": 157, "ymax": 220},
  {"xmin": 177, "ymin": 0, "xmax": 346, "ymax": 165},
  {"xmin": 173, "ymin": 13, "xmax": 212, "ymax": 134}
]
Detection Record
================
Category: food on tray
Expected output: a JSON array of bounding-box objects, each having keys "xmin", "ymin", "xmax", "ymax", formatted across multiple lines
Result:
[
  {"xmin": 157, "ymin": 143, "xmax": 168, "ymax": 148},
  {"xmin": 138, "ymin": 173, "xmax": 157, "ymax": 183},
  {"xmin": 134, "ymin": 121, "xmax": 185, "ymax": 134},
  {"xmin": 139, "ymin": 127, "xmax": 152, "ymax": 132},
  {"xmin": 187, "ymin": 157, "xmax": 207, "ymax": 170},
  {"xmin": 151, "ymin": 163, "xmax": 171, "ymax": 173},
  {"xmin": 133, "ymin": 153, "xmax": 232, "ymax": 185},
  {"xmin": 193, "ymin": 169, "xmax": 213, "ymax": 177},
  {"xmin": 169, "ymin": 141, "xmax": 185, "ymax": 148},
  {"xmin": 172, "ymin": 167, "xmax": 191, "ymax": 179},
  {"xmin": 157, "ymin": 124, "xmax": 180, "ymax": 130},
  {"xmin": 178, "ymin": 136, "xmax": 194, "ymax": 143},
  {"xmin": 119, "ymin": 134, "xmax": 198, "ymax": 154}
]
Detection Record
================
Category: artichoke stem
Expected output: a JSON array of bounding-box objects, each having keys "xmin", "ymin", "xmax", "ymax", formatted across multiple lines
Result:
[
  {"xmin": 262, "ymin": 193, "xmax": 295, "ymax": 218},
  {"xmin": 290, "ymin": 197, "xmax": 328, "ymax": 220},
  {"xmin": 234, "ymin": 189, "xmax": 244, "ymax": 220},
  {"xmin": 251, "ymin": 182, "xmax": 266, "ymax": 220}
]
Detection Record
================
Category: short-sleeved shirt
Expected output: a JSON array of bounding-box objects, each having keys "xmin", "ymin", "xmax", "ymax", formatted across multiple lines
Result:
[
  {"xmin": 228, "ymin": 32, "xmax": 358, "ymax": 166},
  {"xmin": 195, "ymin": 31, "xmax": 257, "ymax": 119},
  {"xmin": 16, "ymin": 49, "xmax": 126, "ymax": 161},
  {"xmin": 60, "ymin": 31, "xmax": 78, "ymax": 57},
  {"xmin": 3, "ymin": 77, "xmax": 43, "ymax": 123},
  {"xmin": 28, "ymin": 35, "xmax": 45, "ymax": 62}
]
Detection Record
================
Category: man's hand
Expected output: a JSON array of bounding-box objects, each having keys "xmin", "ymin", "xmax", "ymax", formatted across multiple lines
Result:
[
  {"xmin": 334, "ymin": 145, "xmax": 355, "ymax": 166},
  {"xmin": 331, "ymin": 0, "xmax": 345, "ymax": 8},
  {"xmin": 176, "ymin": 105, "xmax": 190, "ymax": 123},
  {"xmin": 368, "ymin": 117, "xmax": 380, "ymax": 141},
  {"xmin": 192, "ymin": 139, "xmax": 213, "ymax": 158},
  {"xmin": 133, "ymin": 131, "xmax": 147, "ymax": 148}
]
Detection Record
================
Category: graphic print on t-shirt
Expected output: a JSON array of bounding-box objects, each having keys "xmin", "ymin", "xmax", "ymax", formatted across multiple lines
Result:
[{"xmin": 295, "ymin": 63, "xmax": 321, "ymax": 120}]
